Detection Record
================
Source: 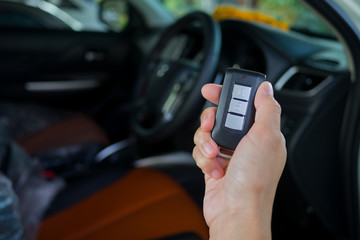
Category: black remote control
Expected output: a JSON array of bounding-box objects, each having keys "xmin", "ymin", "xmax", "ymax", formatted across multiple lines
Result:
[{"xmin": 212, "ymin": 68, "xmax": 266, "ymax": 151}]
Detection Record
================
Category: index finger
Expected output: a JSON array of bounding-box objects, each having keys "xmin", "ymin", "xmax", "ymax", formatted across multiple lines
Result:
[{"xmin": 201, "ymin": 84, "xmax": 222, "ymax": 105}]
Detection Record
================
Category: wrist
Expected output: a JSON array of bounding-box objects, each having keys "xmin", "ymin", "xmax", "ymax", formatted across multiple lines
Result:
[{"xmin": 209, "ymin": 191, "xmax": 274, "ymax": 240}]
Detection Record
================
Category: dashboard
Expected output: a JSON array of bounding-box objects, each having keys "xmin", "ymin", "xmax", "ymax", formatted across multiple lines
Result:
[{"xmin": 219, "ymin": 20, "xmax": 347, "ymax": 84}]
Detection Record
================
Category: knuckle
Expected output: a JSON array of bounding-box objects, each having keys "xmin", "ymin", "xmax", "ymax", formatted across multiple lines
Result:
[
  {"xmin": 266, "ymin": 97, "xmax": 282, "ymax": 115},
  {"xmin": 193, "ymin": 146, "xmax": 207, "ymax": 168},
  {"xmin": 193, "ymin": 128, "xmax": 200, "ymax": 144},
  {"xmin": 192, "ymin": 146, "xmax": 198, "ymax": 160},
  {"xmin": 195, "ymin": 155, "xmax": 207, "ymax": 169},
  {"xmin": 251, "ymin": 124, "xmax": 284, "ymax": 150}
]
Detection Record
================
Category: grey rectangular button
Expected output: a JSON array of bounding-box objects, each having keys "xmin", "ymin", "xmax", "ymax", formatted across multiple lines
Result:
[
  {"xmin": 225, "ymin": 113, "xmax": 245, "ymax": 130},
  {"xmin": 232, "ymin": 84, "xmax": 252, "ymax": 101},
  {"xmin": 229, "ymin": 99, "xmax": 248, "ymax": 115}
]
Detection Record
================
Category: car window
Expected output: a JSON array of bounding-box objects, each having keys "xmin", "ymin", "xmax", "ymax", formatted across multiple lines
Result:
[
  {"xmin": 157, "ymin": 0, "xmax": 333, "ymax": 37},
  {"xmin": 0, "ymin": 0, "xmax": 129, "ymax": 32}
]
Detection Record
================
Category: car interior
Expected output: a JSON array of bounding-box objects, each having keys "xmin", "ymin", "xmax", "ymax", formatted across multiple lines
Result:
[{"xmin": 1, "ymin": 0, "xmax": 360, "ymax": 239}]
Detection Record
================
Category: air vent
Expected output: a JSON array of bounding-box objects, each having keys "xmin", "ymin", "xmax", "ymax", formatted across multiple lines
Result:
[
  {"xmin": 313, "ymin": 59, "xmax": 339, "ymax": 67},
  {"xmin": 283, "ymin": 72, "xmax": 325, "ymax": 91},
  {"xmin": 307, "ymin": 50, "xmax": 346, "ymax": 71},
  {"xmin": 275, "ymin": 67, "xmax": 329, "ymax": 92}
]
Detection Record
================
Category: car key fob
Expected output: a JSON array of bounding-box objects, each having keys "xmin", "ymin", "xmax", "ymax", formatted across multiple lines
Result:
[{"xmin": 211, "ymin": 68, "xmax": 266, "ymax": 151}]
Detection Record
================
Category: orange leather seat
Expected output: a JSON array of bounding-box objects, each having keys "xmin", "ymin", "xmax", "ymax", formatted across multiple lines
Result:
[
  {"xmin": 13, "ymin": 113, "xmax": 208, "ymax": 239},
  {"xmin": 38, "ymin": 168, "xmax": 209, "ymax": 240}
]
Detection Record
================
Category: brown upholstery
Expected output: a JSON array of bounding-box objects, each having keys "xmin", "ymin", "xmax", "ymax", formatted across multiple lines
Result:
[
  {"xmin": 38, "ymin": 168, "xmax": 209, "ymax": 240},
  {"xmin": 16, "ymin": 113, "xmax": 110, "ymax": 155}
]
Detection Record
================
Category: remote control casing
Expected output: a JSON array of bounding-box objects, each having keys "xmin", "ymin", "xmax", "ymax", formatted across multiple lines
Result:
[{"xmin": 212, "ymin": 68, "xmax": 266, "ymax": 150}]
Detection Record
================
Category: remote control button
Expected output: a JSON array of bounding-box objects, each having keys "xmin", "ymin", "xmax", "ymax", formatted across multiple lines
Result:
[
  {"xmin": 232, "ymin": 84, "xmax": 252, "ymax": 101},
  {"xmin": 225, "ymin": 113, "xmax": 245, "ymax": 130},
  {"xmin": 229, "ymin": 98, "xmax": 248, "ymax": 115}
]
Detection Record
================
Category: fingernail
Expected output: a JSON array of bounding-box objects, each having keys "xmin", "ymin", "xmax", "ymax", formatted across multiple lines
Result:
[
  {"xmin": 211, "ymin": 169, "xmax": 222, "ymax": 180},
  {"xmin": 203, "ymin": 142, "xmax": 214, "ymax": 157},
  {"xmin": 263, "ymin": 82, "xmax": 274, "ymax": 96}
]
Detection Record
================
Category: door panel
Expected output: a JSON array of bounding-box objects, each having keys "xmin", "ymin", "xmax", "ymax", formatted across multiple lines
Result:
[{"xmin": 0, "ymin": 29, "xmax": 135, "ymax": 102}]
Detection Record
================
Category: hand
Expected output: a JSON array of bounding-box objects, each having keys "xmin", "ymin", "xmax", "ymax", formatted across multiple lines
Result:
[{"xmin": 193, "ymin": 82, "xmax": 286, "ymax": 239}]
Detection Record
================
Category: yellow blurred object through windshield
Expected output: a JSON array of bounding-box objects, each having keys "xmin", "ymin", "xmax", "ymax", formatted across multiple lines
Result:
[{"xmin": 213, "ymin": 5, "xmax": 289, "ymax": 30}]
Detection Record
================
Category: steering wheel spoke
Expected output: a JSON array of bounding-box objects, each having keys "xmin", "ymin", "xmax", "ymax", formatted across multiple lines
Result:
[{"xmin": 161, "ymin": 73, "xmax": 197, "ymax": 122}]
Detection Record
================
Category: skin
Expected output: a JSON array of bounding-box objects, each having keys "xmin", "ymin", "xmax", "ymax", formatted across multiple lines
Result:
[{"xmin": 193, "ymin": 82, "xmax": 287, "ymax": 239}]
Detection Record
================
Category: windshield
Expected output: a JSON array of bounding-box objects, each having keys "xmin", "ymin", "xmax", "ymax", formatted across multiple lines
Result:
[{"xmin": 157, "ymin": 0, "xmax": 333, "ymax": 36}]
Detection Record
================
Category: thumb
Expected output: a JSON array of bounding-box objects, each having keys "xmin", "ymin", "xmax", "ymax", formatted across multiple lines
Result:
[{"xmin": 253, "ymin": 81, "xmax": 282, "ymax": 133}]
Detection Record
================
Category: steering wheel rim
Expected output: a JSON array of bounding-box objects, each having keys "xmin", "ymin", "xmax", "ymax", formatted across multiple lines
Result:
[{"xmin": 131, "ymin": 11, "xmax": 221, "ymax": 142}]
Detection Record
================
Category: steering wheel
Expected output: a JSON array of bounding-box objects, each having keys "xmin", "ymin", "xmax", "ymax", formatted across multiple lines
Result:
[{"xmin": 131, "ymin": 11, "xmax": 221, "ymax": 141}]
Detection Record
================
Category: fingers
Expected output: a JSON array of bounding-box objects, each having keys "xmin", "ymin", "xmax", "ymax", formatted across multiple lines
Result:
[
  {"xmin": 202, "ymin": 82, "xmax": 281, "ymax": 133},
  {"xmin": 200, "ymin": 107, "xmax": 217, "ymax": 132},
  {"xmin": 193, "ymin": 106, "xmax": 228, "ymax": 179},
  {"xmin": 253, "ymin": 82, "xmax": 282, "ymax": 133},
  {"xmin": 201, "ymin": 84, "xmax": 222, "ymax": 105},
  {"xmin": 192, "ymin": 146, "xmax": 224, "ymax": 179},
  {"xmin": 195, "ymin": 82, "xmax": 284, "ymax": 181},
  {"xmin": 194, "ymin": 108, "xmax": 218, "ymax": 159}
]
